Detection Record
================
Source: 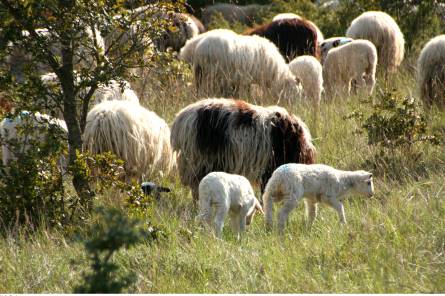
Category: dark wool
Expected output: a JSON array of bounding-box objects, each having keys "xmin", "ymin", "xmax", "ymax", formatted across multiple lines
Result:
[{"xmin": 245, "ymin": 18, "xmax": 320, "ymax": 62}]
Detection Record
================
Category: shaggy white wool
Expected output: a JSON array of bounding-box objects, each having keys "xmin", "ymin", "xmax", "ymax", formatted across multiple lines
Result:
[
  {"xmin": 417, "ymin": 35, "xmax": 445, "ymax": 107},
  {"xmin": 346, "ymin": 11, "xmax": 404, "ymax": 73},
  {"xmin": 0, "ymin": 111, "xmax": 67, "ymax": 167},
  {"xmin": 197, "ymin": 172, "xmax": 263, "ymax": 239},
  {"xmin": 323, "ymin": 39, "xmax": 377, "ymax": 99},
  {"xmin": 190, "ymin": 32, "xmax": 300, "ymax": 100},
  {"xmin": 83, "ymin": 100, "xmax": 175, "ymax": 180},
  {"xmin": 288, "ymin": 55, "xmax": 323, "ymax": 106},
  {"xmin": 262, "ymin": 163, "xmax": 374, "ymax": 232}
]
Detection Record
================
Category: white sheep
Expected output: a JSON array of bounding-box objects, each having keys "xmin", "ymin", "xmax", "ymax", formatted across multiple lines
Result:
[
  {"xmin": 320, "ymin": 36, "xmax": 353, "ymax": 64},
  {"xmin": 417, "ymin": 35, "xmax": 445, "ymax": 108},
  {"xmin": 272, "ymin": 13, "xmax": 324, "ymax": 44},
  {"xmin": 262, "ymin": 163, "xmax": 374, "ymax": 232},
  {"xmin": 323, "ymin": 39, "xmax": 377, "ymax": 99},
  {"xmin": 288, "ymin": 55, "xmax": 323, "ymax": 106},
  {"xmin": 346, "ymin": 11, "xmax": 404, "ymax": 73},
  {"xmin": 197, "ymin": 172, "xmax": 264, "ymax": 240},
  {"xmin": 0, "ymin": 111, "xmax": 67, "ymax": 168},
  {"xmin": 83, "ymin": 100, "xmax": 175, "ymax": 181},
  {"xmin": 188, "ymin": 31, "xmax": 301, "ymax": 101}
]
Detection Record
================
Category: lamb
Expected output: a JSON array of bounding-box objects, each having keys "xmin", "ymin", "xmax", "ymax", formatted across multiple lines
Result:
[
  {"xmin": 197, "ymin": 172, "xmax": 264, "ymax": 240},
  {"xmin": 320, "ymin": 37, "xmax": 353, "ymax": 64},
  {"xmin": 323, "ymin": 39, "xmax": 377, "ymax": 99},
  {"xmin": 244, "ymin": 18, "xmax": 320, "ymax": 62},
  {"xmin": 346, "ymin": 11, "xmax": 404, "ymax": 73},
  {"xmin": 417, "ymin": 35, "xmax": 445, "ymax": 108},
  {"xmin": 272, "ymin": 13, "xmax": 324, "ymax": 44},
  {"xmin": 189, "ymin": 31, "xmax": 300, "ymax": 100},
  {"xmin": 0, "ymin": 111, "xmax": 67, "ymax": 168},
  {"xmin": 262, "ymin": 163, "xmax": 374, "ymax": 232},
  {"xmin": 170, "ymin": 98, "xmax": 316, "ymax": 201},
  {"xmin": 288, "ymin": 55, "xmax": 323, "ymax": 106},
  {"xmin": 83, "ymin": 100, "xmax": 175, "ymax": 181}
]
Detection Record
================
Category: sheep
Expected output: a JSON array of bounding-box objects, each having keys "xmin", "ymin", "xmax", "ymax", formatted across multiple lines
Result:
[
  {"xmin": 288, "ymin": 55, "xmax": 323, "ymax": 106},
  {"xmin": 197, "ymin": 172, "xmax": 264, "ymax": 240},
  {"xmin": 83, "ymin": 100, "xmax": 175, "ymax": 181},
  {"xmin": 262, "ymin": 163, "xmax": 374, "ymax": 232},
  {"xmin": 170, "ymin": 98, "xmax": 316, "ymax": 201},
  {"xmin": 320, "ymin": 36, "xmax": 353, "ymax": 64},
  {"xmin": 201, "ymin": 3, "xmax": 266, "ymax": 28},
  {"xmin": 346, "ymin": 11, "xmax": 404, "ymax": 73},
  {"xmin": 417, "ymin": 35, "xmax": 445, "ymax": 108},
  {"xmin": 244, "ymin": 18, "xmax": 320, "ymax": 62},
  {"xmin": 0, "ymin": 111, "xmax": 67, "ymax": 168},
  {"xmin": 178, "ymin": 29, "xmax": 237, "ymax": 65},
  {"xmin": 188, "ymin": 31, "xmax": 301, "ymax": 100},
  {"xmin": 272, "ymin": 13, "xmax": 324, "ymax": 44},
  {"xmin": 323, "ymin": 39, "xmax": 377, "ymax": 99},
  {"xmin": 6, "ymin": 27, "xmax": 105, "ymax": 82}
]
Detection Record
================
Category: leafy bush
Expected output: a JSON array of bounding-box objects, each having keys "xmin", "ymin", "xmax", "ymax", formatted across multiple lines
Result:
[{"xmin": 74, "ymin": 207, "xmax": 163, "ymax": 293}]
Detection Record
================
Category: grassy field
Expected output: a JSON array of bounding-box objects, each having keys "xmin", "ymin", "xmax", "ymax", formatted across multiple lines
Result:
[{"xmin": 0, "ymin": 55, "xmax": 444, "ymax": 293}]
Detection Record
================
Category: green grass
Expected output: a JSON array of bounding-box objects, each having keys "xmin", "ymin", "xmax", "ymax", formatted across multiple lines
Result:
[{"xmin": 0, "ymin": 58, "xmax": 444, "ymax": 293}]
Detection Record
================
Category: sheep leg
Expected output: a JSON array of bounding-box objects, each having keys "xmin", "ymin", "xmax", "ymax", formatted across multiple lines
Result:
[
  {"xmin": 229, "ymin": 212, "xmax": 241, "ymax": 238},
  {"xmin": 263, "ymin": 193, "xmax": 274, "ymax": 230},
  {"xmin": 305, "ymin": 199, "xmax": 318, "ymax": 227},
  {"xmin": 213, "ymin": 204, "xmax": 229, "ymax": 239},
  {"xmin": 328, "ymin": 198, "xmax": 346, "ymax": 224},
  {"xmin": 238, "ymin": 216, "xmax": 247, "ymax": 241},
  {"xmin": 277, "ymin": 195, "xmax": 299, "ymax": 233}
]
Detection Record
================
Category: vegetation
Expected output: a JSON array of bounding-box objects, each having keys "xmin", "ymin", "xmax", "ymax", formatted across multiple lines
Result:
[{"xmin": 0, "ymin": 0, "xmax": 444, "ymax": 293}]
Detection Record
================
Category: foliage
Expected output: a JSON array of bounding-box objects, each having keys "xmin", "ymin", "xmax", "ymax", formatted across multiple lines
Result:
[
  {"xmin": 346, "ymin": 89, "xmax": 441, "ymax": 151},
  {"xmin": 74, "ymin": 207, "xmax": 161, "ymax": 293},
  {"xmin": 0, "ymin": 111, "xmax": 75, "ymax": 229}
]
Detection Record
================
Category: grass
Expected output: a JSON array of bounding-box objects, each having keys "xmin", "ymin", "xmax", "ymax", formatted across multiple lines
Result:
[{"xmin": 0, "ymin": 55, "xmax": 444, "ymax": 293}]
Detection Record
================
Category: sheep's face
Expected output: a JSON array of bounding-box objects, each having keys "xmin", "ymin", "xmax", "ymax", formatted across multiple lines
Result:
[{"xmin": 352, "ymin": 172, "xmax": 374, "ymax": 197}]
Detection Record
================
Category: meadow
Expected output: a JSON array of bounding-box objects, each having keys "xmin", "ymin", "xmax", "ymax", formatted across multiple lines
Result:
[{"xmin": 0, "ymin": 51, "xmax": 444, "ymax": 293}]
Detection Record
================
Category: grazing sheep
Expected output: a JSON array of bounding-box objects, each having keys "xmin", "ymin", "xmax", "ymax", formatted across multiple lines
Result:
[
  {"xmin": 201, "ymin": 3, "xmax": 266, "ymax": 27},
  {"xmin": 197, "ymin": 172, "xmax": 264, "ymax": 239},
  {"xmin": 189, "ymin": 31, "xmax": 300, "ymax": 100},
  {"xmin": 83, "ymin": 100, "xmax": 175, "ymax": 181},
  {"xmin": 346, "ymin": 11, "xmax": 404, "ymax": 73},
  {"xmin": 154, "ymin": 12, "xmax": 200, "ymax": 52},
  {"xmin": 6, "ymin": 27, "xmax": 105, "ymax": 82},
  {"xmin": 288, "ymin": 55, "xmax": 323, "ymax": 106},
  {"xmin": 244, "ymin": 18, "xmax": 320, "ymax": 62},
  {"xmin": 417, "ymin": 35, "xmax": 445, "ymax": 108},
  {"xmin": 0, "ymin": 111, "xmax": 67, "ymax": 168},
  {"xmin": 272, "ymin": 13, "xmax": 324, "ymax": 44},
  {"xmin": 171, "ymin": 98, "xmax": 316, "ymax": 201},
  {"xmin": 320, "ymin": 37, "xmax": 353, "ymax": 64},
  {"xmin": 323, "ymin": 39, "xmax": 377, "ymax": 99},
  {"xmin": 262, "ymin": 163, "xmax": 374, "ymax": 232},
  {"xmin": 178, "ymin": 29, "xmax": 237, "ymax": 64}
]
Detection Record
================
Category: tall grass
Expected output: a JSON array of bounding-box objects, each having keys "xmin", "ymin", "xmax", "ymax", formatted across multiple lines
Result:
[{"xmin": 0, "ymin": 51, "xmax": 444, "ymax": 293}]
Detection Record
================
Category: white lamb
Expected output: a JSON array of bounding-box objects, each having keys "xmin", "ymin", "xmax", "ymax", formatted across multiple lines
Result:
[
  {"xmin": 189, "ymin": 31, "xmax": 300, "ymax": 101},
  {"xmin": 320, "ymin": 37, "xmax": 354, "ymax": 64},
  {"xmin": 262, "ymin": 163, "xmax": 374, "ymax": 232},
  {"xmin": 288, "ymin": 55, "xmax": 323, "ymax": 106},
  {"xmin": 197, "ymin": 172, "xmax": 264, "ymax": 240},
  {"xmin": 323, "ymin": 39, "xmax": 377, "ymax": 100},
  {"xmin": 346, "ymin": 11, "xmax": 404, "ymax": 73}
]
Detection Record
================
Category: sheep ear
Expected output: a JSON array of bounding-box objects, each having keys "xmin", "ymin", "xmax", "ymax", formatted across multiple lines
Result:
[
  {"xmin": 368, "ymin": 173, "xmax": 373, "ymax": 179},
  {"xmin": 255, "ymin": 199, "xmax": 265, "ymax": 215},
  {"xmin": 333, "ymin": 40, "xmax": 339, "ymax": 47}
]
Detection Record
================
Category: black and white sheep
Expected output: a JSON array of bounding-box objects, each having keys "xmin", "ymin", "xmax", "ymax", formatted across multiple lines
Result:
[{"xmin": 170, "ymin": 98, "xmax": 316, "ymax": 201}]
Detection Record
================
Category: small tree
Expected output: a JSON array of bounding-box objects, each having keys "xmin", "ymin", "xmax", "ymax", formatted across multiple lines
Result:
[{"xmin": 0, "ymin": 0, "xmax": 183, "ymax": 206}]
